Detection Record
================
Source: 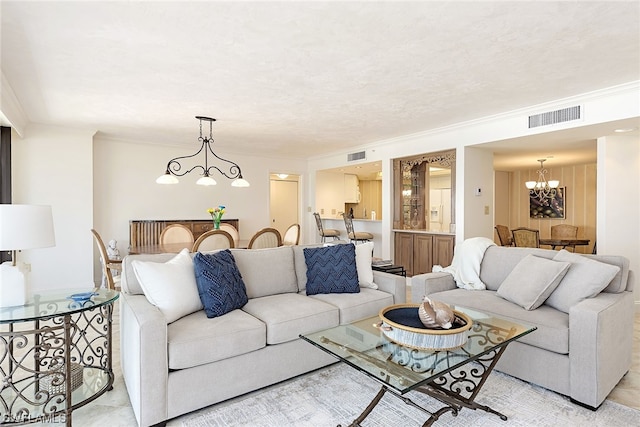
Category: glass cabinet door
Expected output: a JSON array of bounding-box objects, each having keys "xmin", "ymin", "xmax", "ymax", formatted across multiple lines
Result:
[{"xmin": 394, "ymin": 150, "xmax": 456, "ymax": 231}]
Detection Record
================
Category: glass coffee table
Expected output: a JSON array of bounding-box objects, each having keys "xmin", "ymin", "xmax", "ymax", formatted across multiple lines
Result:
[{"xmin": 301, "ymin": 305, "xmax": 536, "ymax": 426}]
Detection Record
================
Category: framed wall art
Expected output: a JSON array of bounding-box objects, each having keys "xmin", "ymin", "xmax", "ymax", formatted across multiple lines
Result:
[{"xmin": 529, "ymin": 187, "xmax": 565, "ymax": 219}]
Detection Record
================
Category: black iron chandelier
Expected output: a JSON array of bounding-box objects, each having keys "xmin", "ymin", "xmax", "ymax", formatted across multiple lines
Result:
[{"xmin": 156, "ymin": 116, "xmax": 250, "ymax": 187}]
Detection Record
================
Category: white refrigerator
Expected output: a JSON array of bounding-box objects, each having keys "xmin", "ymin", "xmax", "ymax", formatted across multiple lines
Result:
[{"xmin": 429, "ymin": 188, "xmax": 451, "ymax": 232}]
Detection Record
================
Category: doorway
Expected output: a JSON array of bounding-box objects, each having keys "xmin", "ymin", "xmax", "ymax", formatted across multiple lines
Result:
[{"xmin": 270, "ymin": 174, "xmax": 299, "ymax": 238}]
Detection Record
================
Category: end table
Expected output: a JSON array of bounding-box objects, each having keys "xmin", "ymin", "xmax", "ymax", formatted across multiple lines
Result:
[{"xmin": 0, "ymin": 288, "xmax": 119, "ymax": 426}]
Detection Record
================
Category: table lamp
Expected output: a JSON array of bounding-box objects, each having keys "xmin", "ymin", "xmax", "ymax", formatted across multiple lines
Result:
[{"xmin": 0, "ymin": 204, "xmax": 56, "ymax": 307}]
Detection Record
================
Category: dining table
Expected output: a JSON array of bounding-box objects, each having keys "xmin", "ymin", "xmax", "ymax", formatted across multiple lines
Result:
[
  {"xmin": 538, "ymin": 238, "xmax": 590, "ymax": 250},
  {"xmin": 129, "ymin": 240, "xmax": 249, "ymax": 255}
]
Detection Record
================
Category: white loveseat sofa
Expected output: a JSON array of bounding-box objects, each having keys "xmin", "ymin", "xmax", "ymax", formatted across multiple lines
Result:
[
  {"xmin": 411, "ymin": 244, "xmax": 635, "ymax": 409},
  {"xmin": 119, "ymin": 243, "xmax": 406, "ymax": 427}
]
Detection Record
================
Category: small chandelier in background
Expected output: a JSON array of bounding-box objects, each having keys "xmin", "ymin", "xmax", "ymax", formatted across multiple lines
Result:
[
  {"xmin": 525, "ymin": 159, "xmax": 559, "ymax": 201},
  {"xmin": 156, "ymin": 116, "xmax": 250, "ymax": 187}
]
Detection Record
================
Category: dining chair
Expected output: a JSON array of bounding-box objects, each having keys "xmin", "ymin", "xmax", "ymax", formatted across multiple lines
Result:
[
  {"xmin": 192, "ymin": 230, "xmax": 235, "ymax": 252},
  {"xmin": 494, "ymin": 225, "xmax": 513, "ymax": 246},
  {"xmin": 248, "ymin": 228, "xmax": 282, "ymax": 249},
  {"xmin": 342, "ymin": 213, "xmax": 374, "ymax": 244},
  {"xmin": 159, "ymin": 224, "xmax": 195, "ymax": 248},
  {"xmin": 511, "ymin": 227, "xmax": 540, "ymax": 248},
  {"xmin": 313, "ymin": 212, "xmax": 341, "ymax": 242},
  {"xmin": 282, "ymin": 223, "xmax": 301, "ymax": 246},
  {"xmin": 551, "ymin": 224, "xmax": 578, "ymax": 251},
  {"xmin": 219, "ymin": 223, "xmax": 240, "ymax": 248},
  {"xmin": 91, "ymin": 229, "xmax": 122, "ymax": 290}
]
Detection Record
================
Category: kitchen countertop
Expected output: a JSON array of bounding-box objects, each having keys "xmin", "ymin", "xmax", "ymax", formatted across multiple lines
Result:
[
  {"xmin": 321, "ymin": 217, "xmax": 381, "ymax": 222},
  {"xmin": 393, "ymin": 228, "xmax": 455, "ymax": 235}
]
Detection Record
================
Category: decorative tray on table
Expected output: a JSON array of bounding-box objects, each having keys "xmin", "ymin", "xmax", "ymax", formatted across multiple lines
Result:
[{"xmin": 377, "ymin": 304, "xmax": 473, "ymax": 351}]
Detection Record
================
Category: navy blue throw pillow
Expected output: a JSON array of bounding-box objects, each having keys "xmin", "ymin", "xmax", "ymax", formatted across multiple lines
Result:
[
  {"xmin": 304, "ymin": 244, "xmax": 360, "ymax": 295},
  {"xmin": 193, "ymin": 250, "xmax": 248, "ymax": 318}
]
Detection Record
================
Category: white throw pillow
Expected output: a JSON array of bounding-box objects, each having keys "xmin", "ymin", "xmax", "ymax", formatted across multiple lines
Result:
[
  {"xmin": 354, "ymin": 242, "xmax": 378, "ymax": 289},
  {"xmin": 545, "ymin": 250, "xmax": 620, "ymax": 313},
  {"xmin": 131, "ymin": 248, "xmax": 203, "ymax": 323},
  {"xmin": 497, "ymin": 254, "xmax": 570, "ymax": 310}
]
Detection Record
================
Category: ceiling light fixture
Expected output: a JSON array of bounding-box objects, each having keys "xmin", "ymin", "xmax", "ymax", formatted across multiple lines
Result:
[
  {"xmin": 156, "ymin": 116, "xmax": 250, "ymax": 187},
  {"xmin": 525, "ymin": 159, "xmax": 559, "ymax": 201},
  {"xmin": 276, "ymin": 174, "xmax": 289, "ymax": 179}
]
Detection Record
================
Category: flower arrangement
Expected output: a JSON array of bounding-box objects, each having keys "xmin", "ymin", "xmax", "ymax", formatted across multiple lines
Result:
[{"xmin": 207, "ymin": 205, "xmax": 225, "ymax": 229}]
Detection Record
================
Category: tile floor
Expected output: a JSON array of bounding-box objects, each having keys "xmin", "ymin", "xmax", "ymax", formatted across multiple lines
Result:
[{"xmin": 25, "ymin": 296, "xmax": 640, "ymax": 426}]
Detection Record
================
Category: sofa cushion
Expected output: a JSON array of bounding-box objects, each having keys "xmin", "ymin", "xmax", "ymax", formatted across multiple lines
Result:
[
  {"xmin": 310, "ymin": 288, "xmax": 394, "ymax": 325},
  {"xmin": 429, "ymin": 288, "xmax": 569, "ymax": 354},
  {"xmin": 292, "ymin": 243, "xmax": 323, "ymax": 293},
  {"xmin": 497, "ymin": 254, "xmax": 570, "ymax": 310},
  {"xmin": 231, "ymin": 246, "xmax": 298, "ymax": 298},
  {"xmin": 167, "ymin": 309, "xmax": 266, "ymax": 370},
  {"xmin": 294, "ymin": 242, "xmax": 375, "ymax": 292},
  {"xmin": 122, "ymin": 252, "xmax": 178, "ymax": 295},
  {"xmin": 193, "ymin": 250, "xmax": 249, "ymax": 318},
  {"xmin": 584, "ymin": 254, "xmax": 630, "ymax": 294},
  {"xmin": 545, "ymin": 250, "xmax": 621, "ymax": 313},
  {"xmin": 304, "ymin": 244, "xmax": 360, "ymax": 295},
  {"xmin": 242, "ymin": 294, "xmax": 339, "ymax": 344},
  {"xmin": 480, "ymin": 246, "xmax": 557, "ymax": 291},
  {"xmin": 130, "ymin": 249, "xmax": 203, "ymax": 323},
  {"xmin": 354, "ymin": 242, "xmax": 378, "ymax": 289}
]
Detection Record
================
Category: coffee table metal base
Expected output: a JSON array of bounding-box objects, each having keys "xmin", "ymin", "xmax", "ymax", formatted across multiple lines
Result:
[{"xmin": 339, "ymin": 344, "xmax": 510, "ymax": 426}]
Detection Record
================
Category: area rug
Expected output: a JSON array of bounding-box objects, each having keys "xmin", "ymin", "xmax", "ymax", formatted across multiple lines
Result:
[{"xmin": 180, "ymin": 364, "xmax": 639, "ymax": 426}]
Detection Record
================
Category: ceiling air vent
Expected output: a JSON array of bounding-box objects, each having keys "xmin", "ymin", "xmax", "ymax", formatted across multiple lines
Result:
[
  {"xmin": 347, "ymin": 151, "xmax": 366, "ymax": 162},
  {"xmin": 528, "ymin": 105, "xmax": 581, "ymax": 128}
]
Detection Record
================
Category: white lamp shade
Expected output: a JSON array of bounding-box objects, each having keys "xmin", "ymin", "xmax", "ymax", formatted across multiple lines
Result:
[
  {"xmin": 196, "ymin": 176, "xmax": 217, "ymax": 186},
  {"xmin": 548, "ymin": 180, "xmax": 560, "ymax": 188},
  {"xmin": 156, "ymin": 173, "xmax": 179, "ymax": 184},
  {"xmin": 0, "ymin": 204, "xmax": 56, "ymax": 250},
  {"xmin": 231, "ymin": 177, "xmax": 250, "ymax": 187},
  {"xmin": 525, "ymin": 181, "xmax": 536, "ymax": 189}
]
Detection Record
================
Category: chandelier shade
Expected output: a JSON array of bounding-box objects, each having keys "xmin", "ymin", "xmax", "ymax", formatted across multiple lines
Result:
[
  {"xmin": 525, "ymin": 159, "xmax": 559, "ymax": 201},
  {"xmin": 156, "ymin": 116, "xmax": 250, "ymax": 187}
]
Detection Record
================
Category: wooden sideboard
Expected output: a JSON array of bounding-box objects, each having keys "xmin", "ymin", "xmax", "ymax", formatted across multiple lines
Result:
[
  {"xmin": 129, "ymin": 219, "xmax": 240, "ymax": 247},
  {"xmin": 394, "ymin": 231, "xmax": 455, "ymax": 276}
]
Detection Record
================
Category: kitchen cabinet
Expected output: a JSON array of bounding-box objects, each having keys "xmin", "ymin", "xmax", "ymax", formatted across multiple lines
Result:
[
  {"xmin": 344, "ymin": 174, "xmax": 360, "ymax": 203},
  {"xmin": 346, "ymin": 180, "xmax": 382, "ymax": 219},
  {"xmin": 394, "ymin": 231, "xmax": 455, "ymax": 276}
]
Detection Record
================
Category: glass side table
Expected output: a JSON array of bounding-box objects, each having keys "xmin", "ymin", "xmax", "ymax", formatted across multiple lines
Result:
[{"xmin": 0, "ymin": 288, "xmax": 119, "ymax": 426}]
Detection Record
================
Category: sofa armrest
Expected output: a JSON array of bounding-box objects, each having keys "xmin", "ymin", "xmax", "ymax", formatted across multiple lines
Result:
[
  {"xmin": 410, "ymin": 272, "xmax": 456, "ymax": 303},
  {"xmin": 373, "ymin": 271, "xmax": 406, "ymax": 304},
  {"xmin": 569, "ymin": 291, "xmax": 635, "ymax": 408},
  {"xmin": 120, "ymin": 292, "xmax": 169, "ymax": 427}
]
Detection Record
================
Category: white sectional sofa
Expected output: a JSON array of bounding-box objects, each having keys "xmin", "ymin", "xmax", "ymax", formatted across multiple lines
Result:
[
  {"xmin": 411, "ymin": 244, "xmax": 635, "ymax": 409},
  {"xmin": 119, "ymin": 243, "xmax": 406, "ymax": 427}
]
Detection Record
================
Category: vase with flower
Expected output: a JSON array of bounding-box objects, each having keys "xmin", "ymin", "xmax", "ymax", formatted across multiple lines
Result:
[{"xmin": 207, "ymin": 205, "xmax": 225, "ymax": 230}]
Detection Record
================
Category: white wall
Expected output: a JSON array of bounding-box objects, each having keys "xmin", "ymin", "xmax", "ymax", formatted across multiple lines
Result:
[
  {"xmin": 93, "ymin": 137, "xmax": 307, "ymax": 281},
  {"xmin": 461, "ymin": 146, "xmax": 494, "ymax": 240},
  {"xmin": 12, "ymin": 124, "xmax": 95, "ymax": 291},
  {"xmin": 315, "ymin": 170, "xmax": 347, "ymax": 218},
  {"xmin": 597, "ymin": 134, "xmax": 640, "ymax": 302}
]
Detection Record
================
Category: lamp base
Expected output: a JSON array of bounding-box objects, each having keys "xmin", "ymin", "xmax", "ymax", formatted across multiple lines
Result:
[{"xmin": 0, "ymin": 261, "xmax": 29, "ymax": 307}]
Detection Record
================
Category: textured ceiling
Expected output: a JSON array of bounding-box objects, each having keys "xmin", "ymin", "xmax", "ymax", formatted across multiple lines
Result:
[{"xmin": 1, "ymin": 1, "xmax": 639, "ymax": 165}]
